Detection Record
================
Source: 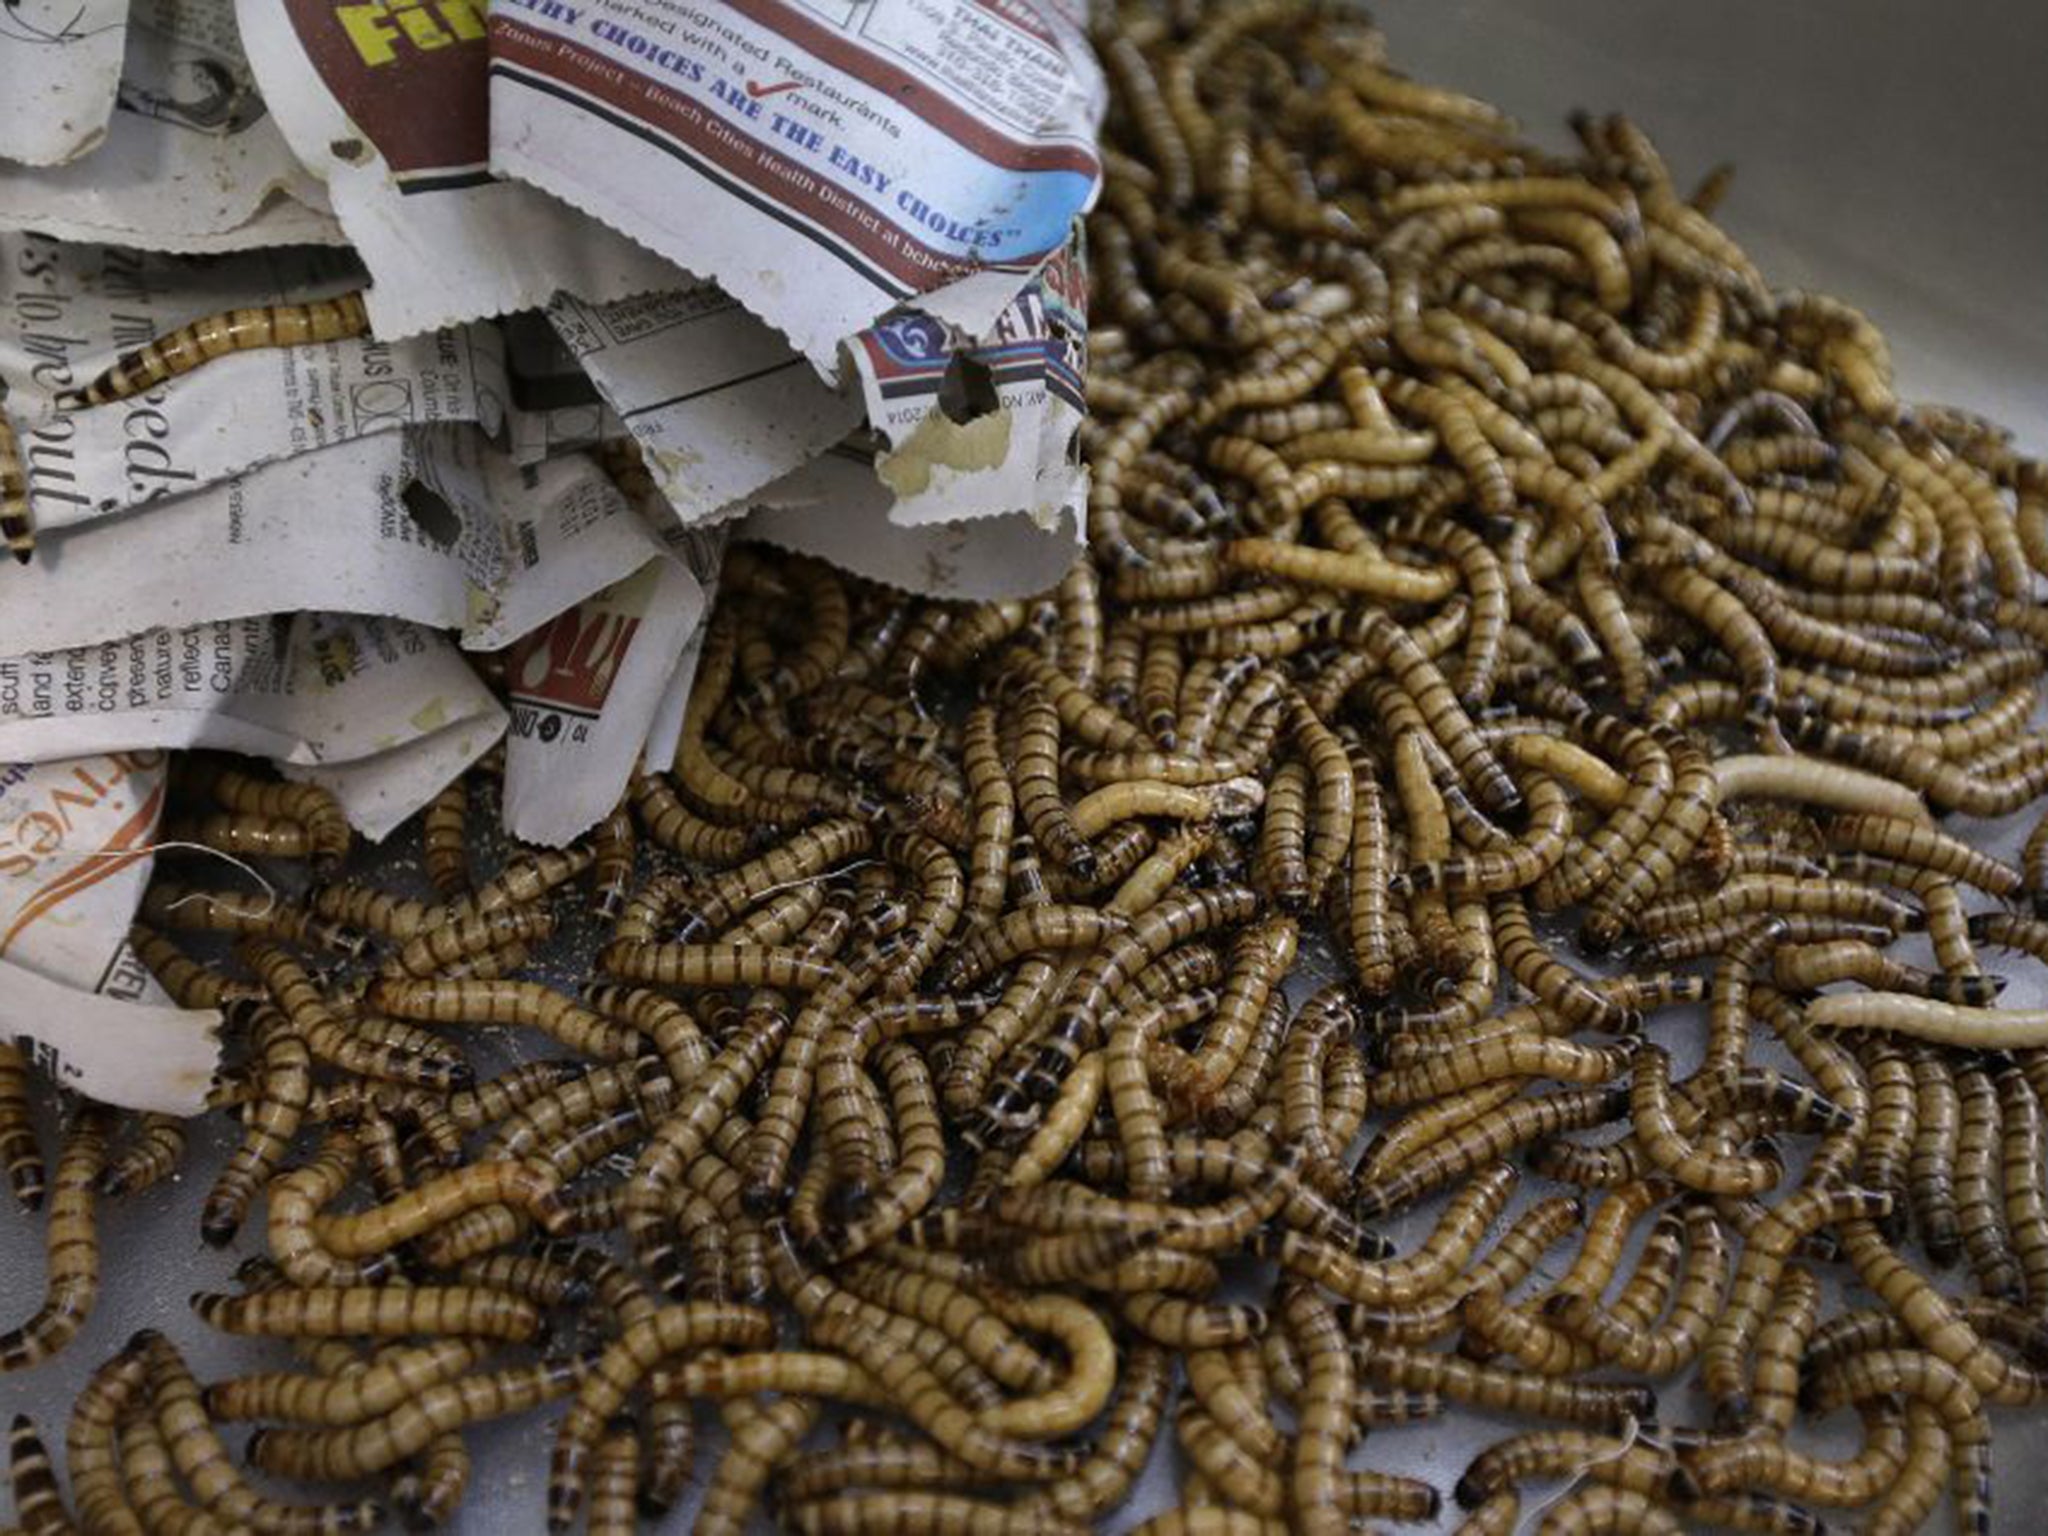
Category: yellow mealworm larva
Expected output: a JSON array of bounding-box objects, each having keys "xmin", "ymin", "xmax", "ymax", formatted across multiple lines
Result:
[
  {"xmin": 1808, "ymin": 993, "xmax": 2048, "ymax": 1050},
  {"xmin": 64, "ymin": 293, "xmax": 371, "ymax": 408},
  {"xmin": 189, "ymin": 762, "xmax": 353, "ymax": 874},
  {"xmin": 0, "ymin": 1041, "xmax": 43, "ymax": 1212},
  {"xmin": 370, "ymin": 976, "xmax": 644, "ymax": 1059},
  {"xmin": 0, "ymin": 406, "xmax": 35, "ymax": 563},
  {"xmin": 191, "ymin": 1285, "xmax": 542, "ymax": 1342},
  {"xmin": 0, "ymin": 1105, "xmax": 111, "ymax": 1372},
  {"xmin": 421, "ymin": 775, "xmax": 472, "ymax": 895}
]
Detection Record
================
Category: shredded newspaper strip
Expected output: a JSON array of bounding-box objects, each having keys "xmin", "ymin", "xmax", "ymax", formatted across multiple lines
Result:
[
  {"xmin": 0, "ymin": 752, "xmax": 220, "ymax": 1113},
  {"xmin": 0, "ymin": 0, "xmax": 131, "ymax": 167},
  {"xmin": 0, "ymin": 0, "xmax": 342, "ymax": 250}
]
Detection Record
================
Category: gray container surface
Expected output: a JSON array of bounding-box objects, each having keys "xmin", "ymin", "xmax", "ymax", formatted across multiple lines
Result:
[{"xmin": 5, "ymin": 0, "xmax": 2047, "ymax": 1529}]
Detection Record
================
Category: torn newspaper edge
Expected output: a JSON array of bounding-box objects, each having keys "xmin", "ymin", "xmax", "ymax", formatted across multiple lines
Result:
[
  {"xmin": 501, "ymin": 521, "xmax": 723, "ymax": 845},
  {"xmin": 0, "ymin": 427, "xmax": 661, "ymax": 660},
  {"xmin": 236, "ymin": 0, "xmax": 687, "ymax": 337},
  {"xmin": 0, "ymin": 0, "xmax": 130, "ymax": 167},
  {"xmin": 546, "ymin": 283, "xmax": 863, "ymax": 527},
  {"xmin": 0, "ymin": 612, "xmax": 507, "ymax": 842},
  {"xmin": 0, "ymin": 749, "xmax": 220, "ymax": 1115},
  {"xmin": 635, "ymin": 522, "xmax": 728, "ymax": 777},
  {"xmin": 0, "ymin": 233, "xmax": 365, "ymax": 395},
  {"xmin": 0, "ymin": 0, "xmax": 343, "ymax": 251},
  {"xmin": 552, "ymin": 231, "xmax": 1084, "ymax": 583},
  {"xmin": 269, "ymin": 612, "xmax": 508, "ymax": 841},
  {"xmin": 732, "ymin": 236, "xmax": 1086, "ymax": 599},
  {"xmin": 503, "ymin": 310, "xmax": 624, "ymax": 468},
  {"xmin": 638, "ymin": 622, "xmax": 700, "ymax": 783},
  {"xmin": 486, "ymin": 0, "xmax": 1105, "ymax": 371},
  {"xmin": 3, "ymin": 954, "xmax": 220, "ymax": 1115},
  {"xmin": 0, "ymin": 749, "xmax": 164, "ymax": 984},
  {"xmin": 846, "ymin": 231, "xmax": 1085, "ymax": 527},
  {"xmin": 20, "ymin": 321, "xmax": 507, "ymax": 538},
  {"xmin": 452, "ymin": 439, "xmax": 695, "ymax": 652},
  {"xmin": 742, "ymin": 440, "xmax": 1080, "ymax": 599}
]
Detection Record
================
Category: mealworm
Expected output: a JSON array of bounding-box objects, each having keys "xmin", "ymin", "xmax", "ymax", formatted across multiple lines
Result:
[
  {"xmin": 699, "ymin": 1396, "xmax": 823, "ymax": 1536},
  {"xmin": 248, "ymin": 1356, "xmax": 592, "ymax": 1481},
  {"xmin": 0, "ymin": 404, "xmax": 37, "ymax": 562},
  {"xmin": 370, "ymin": 977, "xmax": 643, "ymax": 1059},
  {"xmin": 64, "ymin": 292, "xmax": 371, "ymax": 408},
  {"xmin": 140, "ymin": 1329, "xmax": 384, "ymax": 1534},
  {"xmin": 204, "ymin": 1339, "xmax": 487, "ymax": 1426},
  {"xmin": 1544, "ymin": 1201, "xmax": 1731, "ymax": 1378},
  {"xmin": 1804, "ymin": 1349, "xmax": 1993, "ymax": 1536},
  {"xmin": 394, "ymin": 1430, "xmax": 472, "ymax": 1531},
  {"xmin": 265, "ymin": 1132, "xmax": 401, "ymax": 1287},
  {"xmin": 0, "ymin": 1041, "xmax": 43, "ymax": 1213},
  {"xmin": 390, "ymin": 907, "xmax": 556, "ymax": 978},
  {"xmin": 0, "ymin": 1104, "xmax": 111, "ymax": 1372},
  {"xmin": 188, "ymin": 762, "xmax": 354, "ymax": 876},
  {"xmin": 1351, "ymin": 1337, "xmax": 1652, "ymax": 1427},
  {"xmin": 191, "ymin": 1286, "xmax": 542, "ymax": 1341},
  {"xmin": 1808, "ymin": 992, "xmax": 2048, "ymax": 1049},
  {"xmin": 1908, "ymin": 1045, "xmax": 1965, "ymax": 1265},
  {"xmin": 629, "ymin": 770, "xmax": 757, "ymax": 865},
  {"xmin": 245, "ymin": 942, "xmax": 470, "ymax": 1090},
  {"xmin": 142, "ymin": 879, "xmax": 364, "ymax": 955},
  {"xmin": 1484, "ymin": 1207, "xmax": 1685, "ymax": 1377},
  {"xmin": 1994, "ymin": 1063, "xmax": 2048, "ymax": 1306},
  {"xmin": 130, "ymin": 922, "xmax": 265, "ymax": 1011},
  {"xmin": 115, "ymin": 1409, "xmax": 215, "ymax": 1535},
  {"xmin": 1630, "ymin": 1044, "xmax": 1783, "ymax": 1196},
  {"xmin": 1356, "ymin": 1083, "xmax": 1628, "ymax": 1218},
  {"xmin": 166, "ymin": 811, "xmax": 314, "ymax": 859},
  {"xmin": 1398, "ymin": 768, "xmax": 1571, "ymax": 896},
  {"xmin": 1266, "ymin": 1162, "xmax": 1517, "ymax": 1306},
  {"xmin": 421, "ymin": 776, "xmax": 471, "ymax": 895},
  {"xmin": 6, "ymin": 1413, "xmax": 72, "ymax": 1534}
]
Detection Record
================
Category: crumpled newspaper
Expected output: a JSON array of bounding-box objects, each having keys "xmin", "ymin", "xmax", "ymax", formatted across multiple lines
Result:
[
  {"xmin": 0, "ymin": 0, "xmax": 1108, "ymax": 1112},
  {"xmin": 0, "ymin": 751, "xmax": 219, "ymax": 1114}
]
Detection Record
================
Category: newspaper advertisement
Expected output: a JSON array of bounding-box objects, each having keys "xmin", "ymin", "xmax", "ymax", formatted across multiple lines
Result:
[
  {"xmin": 0, "ymin": 612, "xmax": 507, "ymax": 840},
  {"xmin": 0, "ymin": 0, "xmax": 343, "ymax": 252},
  {"xmin": 0, "ymin": 428, "xmax": 662, "ymax": 660},
  {"xmin": 236, "ymin": 0, "xmax": 688, "ymax": 337},
  {"xmin": 0, "ymin": 1, "xmax": 130, "ymax": 167},
  {"xmin": 485, "ymin": 0, "xmax": 1106, "ymax": 369},
  {"xmin": 0, "ymin": 750, "xmax": 220, "ymax": 1115},
  {"xmin": 501, "ymin": 520, "xmax": 723, "ymax": 845},
  {"xmin": 546, "ymin": 282, "xmax": 862, "ymax": 527},
  {"xmin": 846, "ymin": 231, "xmax": 1085, "ymax": 527}
]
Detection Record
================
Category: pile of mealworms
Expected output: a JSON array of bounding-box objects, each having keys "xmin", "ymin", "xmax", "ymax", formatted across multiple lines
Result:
[{"xmin": 10, "ymin": 3, "xmax": 2048, "ymax": 1533}]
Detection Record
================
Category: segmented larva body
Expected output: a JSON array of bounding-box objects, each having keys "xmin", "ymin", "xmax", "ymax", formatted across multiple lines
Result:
[
  {"xmin": 37, "ymin": 10, "xmax": 2048, "ymax": 1531},
  {"xmin": 64, "ymin": 292, "xmax": 371, "ymax": 409},
  {"xmin": 0, "ymin": 1040, "xmax": 43, "ymax": 1211},
  {"xmin": 1, "ymin": 406, "xmax": 33, "ymax": 562},
  {"xmin": 0, "ymin": 1105, "xmax": 112, "ymax": 1372}
]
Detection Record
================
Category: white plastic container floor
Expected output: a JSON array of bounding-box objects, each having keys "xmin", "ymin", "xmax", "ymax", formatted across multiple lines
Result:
[{"xmin": 5, "ymin": 0, "xmax": 2047, "ymax": 1528}]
